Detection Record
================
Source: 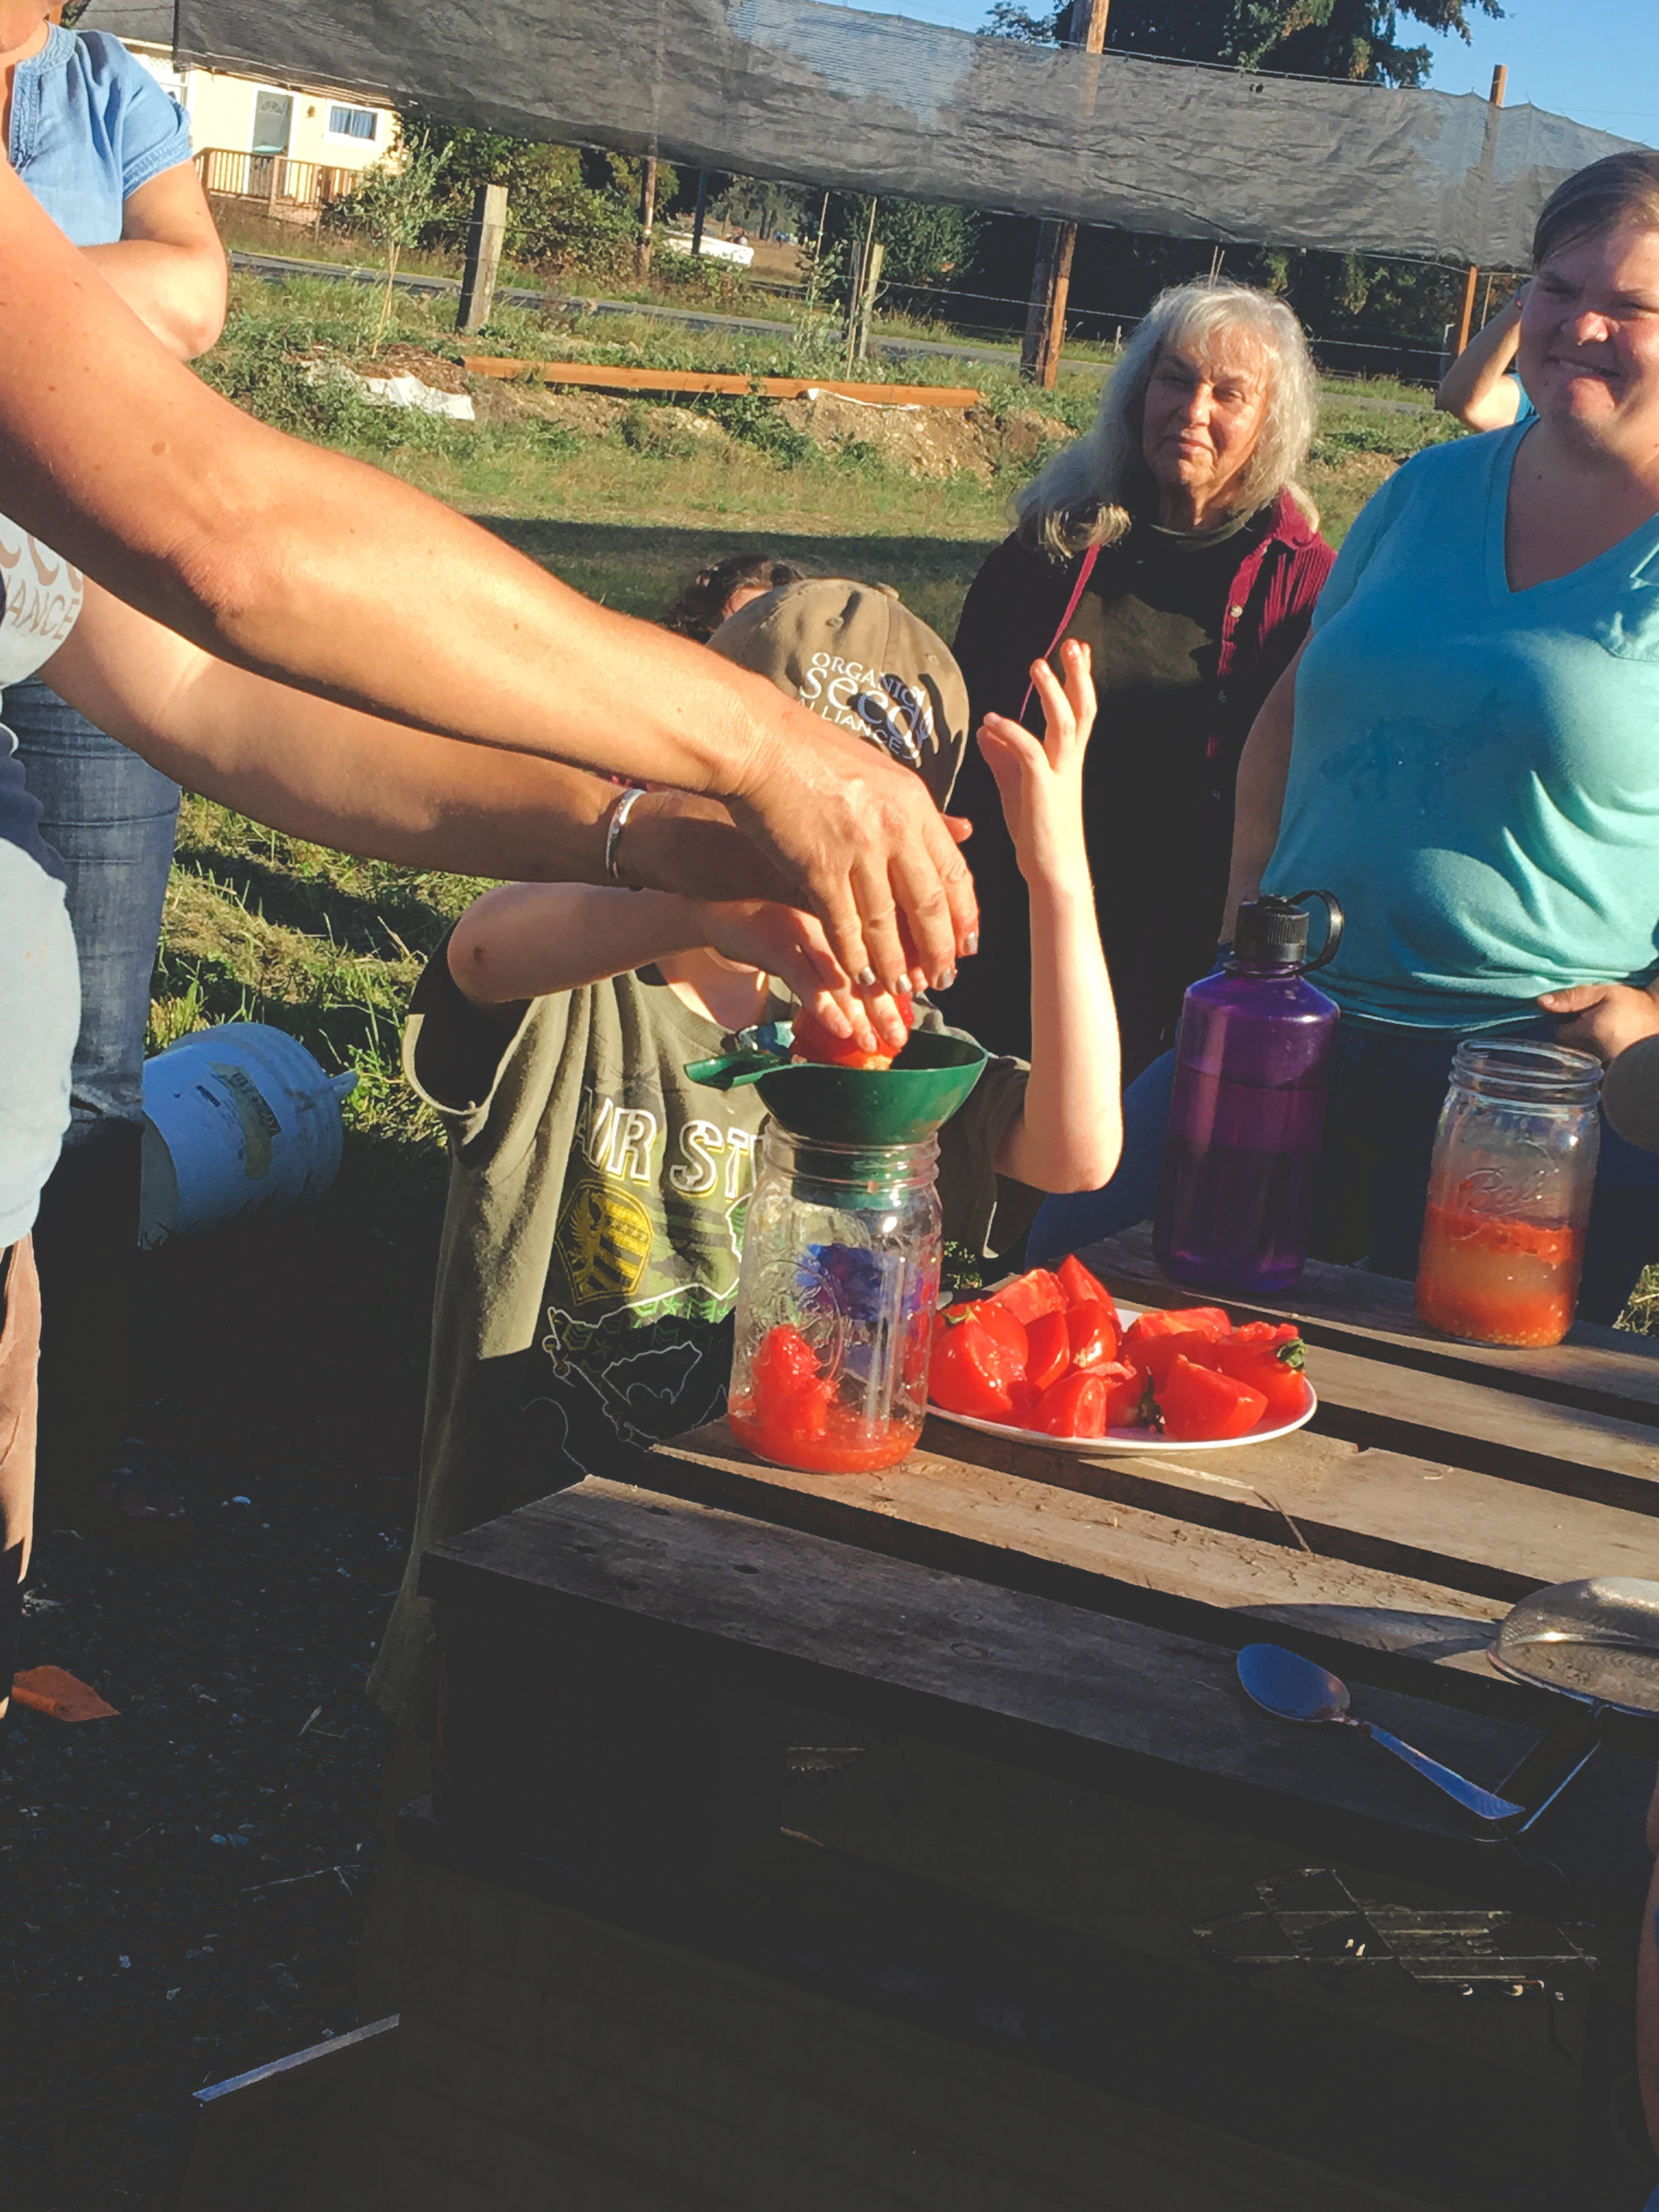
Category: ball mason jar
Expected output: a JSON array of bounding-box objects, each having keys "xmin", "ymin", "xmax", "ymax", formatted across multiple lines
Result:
[
  {"xmin": 1415, "ymin": 1040, "xmax": 1603, "ymax": 1348},
  {"xmin": 727, "ymin": 1128, "xmax": 942, "ymax": 1473}
]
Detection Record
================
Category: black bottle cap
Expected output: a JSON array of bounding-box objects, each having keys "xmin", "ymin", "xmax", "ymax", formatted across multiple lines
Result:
[{"xmin": 1233, "ymin": 895, "xmax": 1309, "ymax": 966}]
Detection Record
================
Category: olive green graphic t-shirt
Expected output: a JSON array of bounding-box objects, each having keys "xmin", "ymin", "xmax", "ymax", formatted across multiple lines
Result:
[{"xmin": 369, "ymin": 942, "xmax": 1038, "ymax": 1735}]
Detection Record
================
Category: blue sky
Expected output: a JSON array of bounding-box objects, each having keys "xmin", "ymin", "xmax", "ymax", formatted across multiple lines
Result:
[{"xmin": 821, "ymin": 0, "xmax": 1659, "ymax": 149}]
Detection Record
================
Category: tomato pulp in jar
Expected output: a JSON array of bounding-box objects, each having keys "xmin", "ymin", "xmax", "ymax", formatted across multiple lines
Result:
[
  {"xmin": 1413, "ymin": 1040, "xmax": 1601, "ymax": 1349},
  {"xmin": 1415, "ymin": 1203, "xmax": 1584, "ymax": 1348}
]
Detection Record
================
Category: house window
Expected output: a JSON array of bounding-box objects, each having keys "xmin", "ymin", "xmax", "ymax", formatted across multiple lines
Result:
[{"xmin": 326, "ymin": 105, "xmax": 378, "ymax": 142}]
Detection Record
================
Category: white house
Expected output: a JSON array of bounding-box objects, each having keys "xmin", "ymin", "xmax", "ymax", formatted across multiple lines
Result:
[{"xmin": 78, "ymin": 3, "xmax": 397, "ymax": 210}]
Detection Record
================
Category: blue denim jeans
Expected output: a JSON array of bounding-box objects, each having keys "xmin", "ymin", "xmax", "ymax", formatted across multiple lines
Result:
[
  {"xmin": 1032, "ymin": 1018, "xmax": 1659, "ymax": 1327},
  {"xmin": 7, "ymin": 680, "xmax": 179, "ymax": 1485}
]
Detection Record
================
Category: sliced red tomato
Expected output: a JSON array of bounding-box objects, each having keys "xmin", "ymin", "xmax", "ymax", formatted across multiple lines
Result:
[
  {"xmin": 1066, "ymin": 1299, "xmax": 1119, "ymax": 1371},
  {"xmin": 1159, "ymin": 1356, "xmax": 1267, "ymax": 1441},
  {"xmin": 1093, "ymin": 1360, "xmax": 1147, "ymax": 1429},
  {"xmin": 751, "ymin": 1323, "xmax": 823, "ymax": 1398},
  {"xmin": 1121, "ymin": 1305, "xmax": 1232, "ymax": 1354},
  {"xmin": 1230, "ymin": 1319, "xmax": 1302, "ymax": 1351},
  {"xmin": 1135, "ymin": 1328, "xmax": 1227, "ymax": 1394},
  {"xmin": 1212, "ymin": 1330, "xmax": 1311, "ymax": 1424},
  {"xmin": 790, "ymin": 991, "xmax": 913, "ymax": 1071},
  {"xmin": 965, "ymin": 1297, "xmax": 1029, "ymax": 1380},
  {"xmin": 985, "ymin": 1268, "xmax": 1066, "ymax": 1325},
  {"xmin": 1024, "ymin": 1308, "xmax": 1071, "ymax": 1393},
  {"xmin": 1031, "ymin": 1370, "xmax": 1108, "ymax": 1439},
  {"xmin": 929, "ymin": 1309, "xmax": 1017, "ymax": 1421},
  {"xmin": 1056, "ymin": 1252, "xmax": 1122, "ymax": 1327},
  {"xmin": 741, "ymin": 1323, "xmax": 834, "ymax": 1447},
  {"xmin": 1007, "ymin": 1378, "xmax": 1039, "ymax": 1424}
]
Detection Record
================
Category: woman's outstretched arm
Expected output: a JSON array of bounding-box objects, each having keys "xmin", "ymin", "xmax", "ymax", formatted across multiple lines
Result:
[{"xmin": 0, "ymin": 161, "xmax": 973, "ymax": 994}]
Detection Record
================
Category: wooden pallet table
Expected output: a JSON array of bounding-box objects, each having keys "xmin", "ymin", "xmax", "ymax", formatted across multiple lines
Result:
[{"xmin": 212, "ymin": 1234, "xmax": 1659, "ymax": 2212}]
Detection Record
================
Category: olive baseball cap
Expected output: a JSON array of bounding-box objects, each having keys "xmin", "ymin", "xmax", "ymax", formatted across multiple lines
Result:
[{"xmin": 707, "ymin": 577, "xmax": 970, "ymax": 809}]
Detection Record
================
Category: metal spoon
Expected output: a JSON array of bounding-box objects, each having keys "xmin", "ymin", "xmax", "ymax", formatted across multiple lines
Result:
[{"xmin": 1237, "ymin": 1643, "xmax": 1524, "ymax": 1825}]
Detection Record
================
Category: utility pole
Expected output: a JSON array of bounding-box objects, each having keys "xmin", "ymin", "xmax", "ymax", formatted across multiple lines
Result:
[
  {"xmin": 455, "ymin": 181, "xmax": 508, "ymax": 334},
  {"xmin": 1021, "ymin": 0, "xmax": 1110, "ymax": 388},
  {"xmin": 636, "ymin": 156, "xmax": 657, "ymax": 280},
  {"xmin": 1454, "ymin": 64, "xmax": 1508, "ymax": 354},
  {"xmin": 691, "ymin": 169, "xmax": 709, "ymax": 257}
]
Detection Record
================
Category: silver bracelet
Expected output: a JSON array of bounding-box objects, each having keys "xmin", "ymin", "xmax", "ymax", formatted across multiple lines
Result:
[{"xmin": 603, "ymin": 784, "xmax": 645, "ymax": 885}]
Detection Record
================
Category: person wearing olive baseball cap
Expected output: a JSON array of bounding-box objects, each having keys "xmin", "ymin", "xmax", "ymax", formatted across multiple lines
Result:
[
  {"xmin": 706, "ymin": 577, "xmax": 971, "ymax": 812},
  {"xmin": 366, "ymin": 579, "xmax": 1121, "ymax": 1743}
]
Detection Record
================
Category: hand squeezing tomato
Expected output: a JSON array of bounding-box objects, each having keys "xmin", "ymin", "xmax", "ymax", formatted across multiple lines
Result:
[
  {"xmin": 926, "ymin": 1266, "xmax": 1314, "ymax": 1443},
  {"xmin": 791, "ymin": 990, "xmax": 914, "ymax": 1072}
]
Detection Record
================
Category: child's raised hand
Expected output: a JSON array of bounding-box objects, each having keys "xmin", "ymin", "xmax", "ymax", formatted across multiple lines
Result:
[{"xmin": 975, "ymin": 638, "xmax": 1095, "ymax": 893}]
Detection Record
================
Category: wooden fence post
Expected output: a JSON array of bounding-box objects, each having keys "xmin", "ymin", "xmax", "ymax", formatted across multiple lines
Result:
[
  {"xmin": 1454, "ymin": 65, "xmax": 1508, "ymax": 356},
  {"xmin": 456, "ymin": 183, "xmax": 508, "ymax": 334},
  {"xmin": 1021, "ymin": 0, "xmax": 1111, "ymax": 388},
  {"xmin": 636, "ymin": 157, "xmax": 658, "ymax": 280}
]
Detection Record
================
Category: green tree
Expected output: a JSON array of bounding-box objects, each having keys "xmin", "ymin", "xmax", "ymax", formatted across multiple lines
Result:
[
  {"xmin": 401, "ymin": 123, "xmax": 672, "ymax": 281},
  {"xmin": 347, "ymin": 131, "xmax": 450, "ymax": 352},
  {"xmin": 983, "ymin": 0, "xmax": 1501, "ymax": 83},
  {"xmin": 816, "ymin": 193, "xmax": 982, "ymax": 314}
]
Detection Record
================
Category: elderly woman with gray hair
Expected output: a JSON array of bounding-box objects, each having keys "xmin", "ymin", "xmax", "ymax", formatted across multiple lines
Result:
[{"xmin": 945, "ymin": 281, "xmax": 1333, "ymax": 1078}]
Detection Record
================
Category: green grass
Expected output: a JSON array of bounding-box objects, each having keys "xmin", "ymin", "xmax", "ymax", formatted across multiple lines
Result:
[{"xmin": 170, "ymin": 269, "xmax": 1659, "ymax": 1353}]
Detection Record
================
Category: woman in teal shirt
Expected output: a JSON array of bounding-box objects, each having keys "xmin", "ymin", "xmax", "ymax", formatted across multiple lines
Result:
[{"xmin": 1035, "ymin": 150, "xmax": 1659, "ymax": 1321}]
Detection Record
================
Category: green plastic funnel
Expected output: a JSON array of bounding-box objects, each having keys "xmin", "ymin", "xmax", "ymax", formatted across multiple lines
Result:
[{"xmin": 685, "ymin": 1025, "xmax": 987, "ymax": 1145}]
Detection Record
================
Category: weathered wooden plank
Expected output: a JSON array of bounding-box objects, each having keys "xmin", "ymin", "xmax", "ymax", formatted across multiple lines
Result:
[
  {"xmin": 650, "ymin": 1420, "xmax": 1510, "ymax": 1688},
  {"xmin": 461, "ymin": 356, "xmax": 982, "ymax": 407},
  {"xmin": 422, "ymin": 1479, "xmax": 1651, "ymax": 1904},
  {"xmin": 653, "ymin": 1410, "xmax": 1657, "ymax": 1657},
  {"xmin": 1080, "ymin": 1225, "xmax": 1659, "ymax": 1428}
]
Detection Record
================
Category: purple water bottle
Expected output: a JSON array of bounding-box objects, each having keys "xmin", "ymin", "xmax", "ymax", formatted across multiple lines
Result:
[{"xmin": 1153, "ymin": 891, "xmax": 1344, "ymax": 1295}]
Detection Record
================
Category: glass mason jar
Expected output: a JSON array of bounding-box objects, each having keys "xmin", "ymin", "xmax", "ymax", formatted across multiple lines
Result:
[
  {"xmin": 1415, "ymin": 1041, "xmax": 1603, "ymax": 1347},
  {"xmin": 727, "ymin": 1127, "xmax": 942, "ymax": 1473}
]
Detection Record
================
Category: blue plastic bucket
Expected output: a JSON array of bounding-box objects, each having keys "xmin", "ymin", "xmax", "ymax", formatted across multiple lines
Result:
[{"xmin": 139, "ymin": 1022, "xmax": 358, "ymax": 1248}]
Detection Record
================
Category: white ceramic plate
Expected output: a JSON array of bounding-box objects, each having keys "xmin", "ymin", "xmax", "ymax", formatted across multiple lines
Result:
[{"xmin": 925, "ymin": 1297, "xmax": 1318, "ymax": 1454}]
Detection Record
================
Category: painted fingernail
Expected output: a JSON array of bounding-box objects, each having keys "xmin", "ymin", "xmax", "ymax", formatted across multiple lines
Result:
[
  {"xmin": 856, "ymin": 967, "xmax": 877, "ymax": 989},
  {"xmin": 964, "ymin": 934, "xmax": 979, "ymax": 958},
  {"xmin": 940, "ymin": 970, "xmax": 956, "ymax": 991}
]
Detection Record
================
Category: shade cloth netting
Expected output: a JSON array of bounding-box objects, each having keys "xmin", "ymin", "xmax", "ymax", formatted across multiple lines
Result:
[{"xmin": 173, "ymin": 0, "xmax": 1641, "ymax": 267}]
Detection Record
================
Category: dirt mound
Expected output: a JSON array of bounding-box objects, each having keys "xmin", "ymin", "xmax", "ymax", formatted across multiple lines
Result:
[
  {"xmin": 997, "ymin": 406, "xmax": 1074, "ymax": 466},
  {"xmin": 778, "ymin": 391, "xmax": 999, "ymax": 482}
]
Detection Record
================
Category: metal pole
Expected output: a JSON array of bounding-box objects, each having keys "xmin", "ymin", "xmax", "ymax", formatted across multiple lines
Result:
[
  {"xmin": 1455, "ymin": 64, "xmax": 1507, "ymax": 355},
  {"xmin": 1021, "ymin": 0, "xmax": 1110, "ymax": 387}
]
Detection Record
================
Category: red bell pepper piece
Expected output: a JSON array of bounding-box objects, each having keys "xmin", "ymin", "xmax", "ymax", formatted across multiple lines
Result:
[
  {"xmin": 1159, "ymin": 1355, "xmax": 1267, "ymax": 1441},
  {"xmin": 1031, "ymin": 1370, "xmax": 1108, "ymax": 1439},
  {"xmin": 1024, "ymin": 1308, "xmax": 1071, "ymax": 1393}
]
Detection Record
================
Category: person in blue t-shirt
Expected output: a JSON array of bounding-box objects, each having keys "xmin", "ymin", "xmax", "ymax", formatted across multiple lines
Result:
[
  {"xmin": 1032, "ymin": 149, "xmax": 1659, "ymax": 1325},
  {"xmin": 4, "ymin": 1, "xmax": 226, "ymax": 1534}
]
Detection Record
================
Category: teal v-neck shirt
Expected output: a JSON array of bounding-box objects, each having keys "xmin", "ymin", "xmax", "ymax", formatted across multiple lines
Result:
[{"xmin": 1265, "ymin": 421, "xmax": 1659, "ymax": 1029}]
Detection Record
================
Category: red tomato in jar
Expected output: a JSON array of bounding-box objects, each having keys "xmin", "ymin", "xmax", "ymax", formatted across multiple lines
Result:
[
  {"xmin": 1065, "ymin": 1300, "xmax": 1119, "ymax": 1371},
  {"xmin": 1023, "ymin": 1308, "xmax": 1071, "ymax": 1393},
  {"xmin": 1031, "ymin": 1370, "xmax": 1108, "ymax": 1439},
  {"xmin": 1056, "ymin": 1252, "xmax": 1121, "ymax": 1328},
  {"xmin": 984, "ymin": 1268, "xmax": 1067, "ymax": 1325},
  {"xmin": 1159, "ymin": 1356, "xmax": 1267, "ymax": 1441},
  {"xmin": 790, "ymin": 991, "xmax": 913, "ymax": 1071},
  {"xmin": 929, "ymin": 1309, "xmax": 1017, "ymax": 1421}
]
